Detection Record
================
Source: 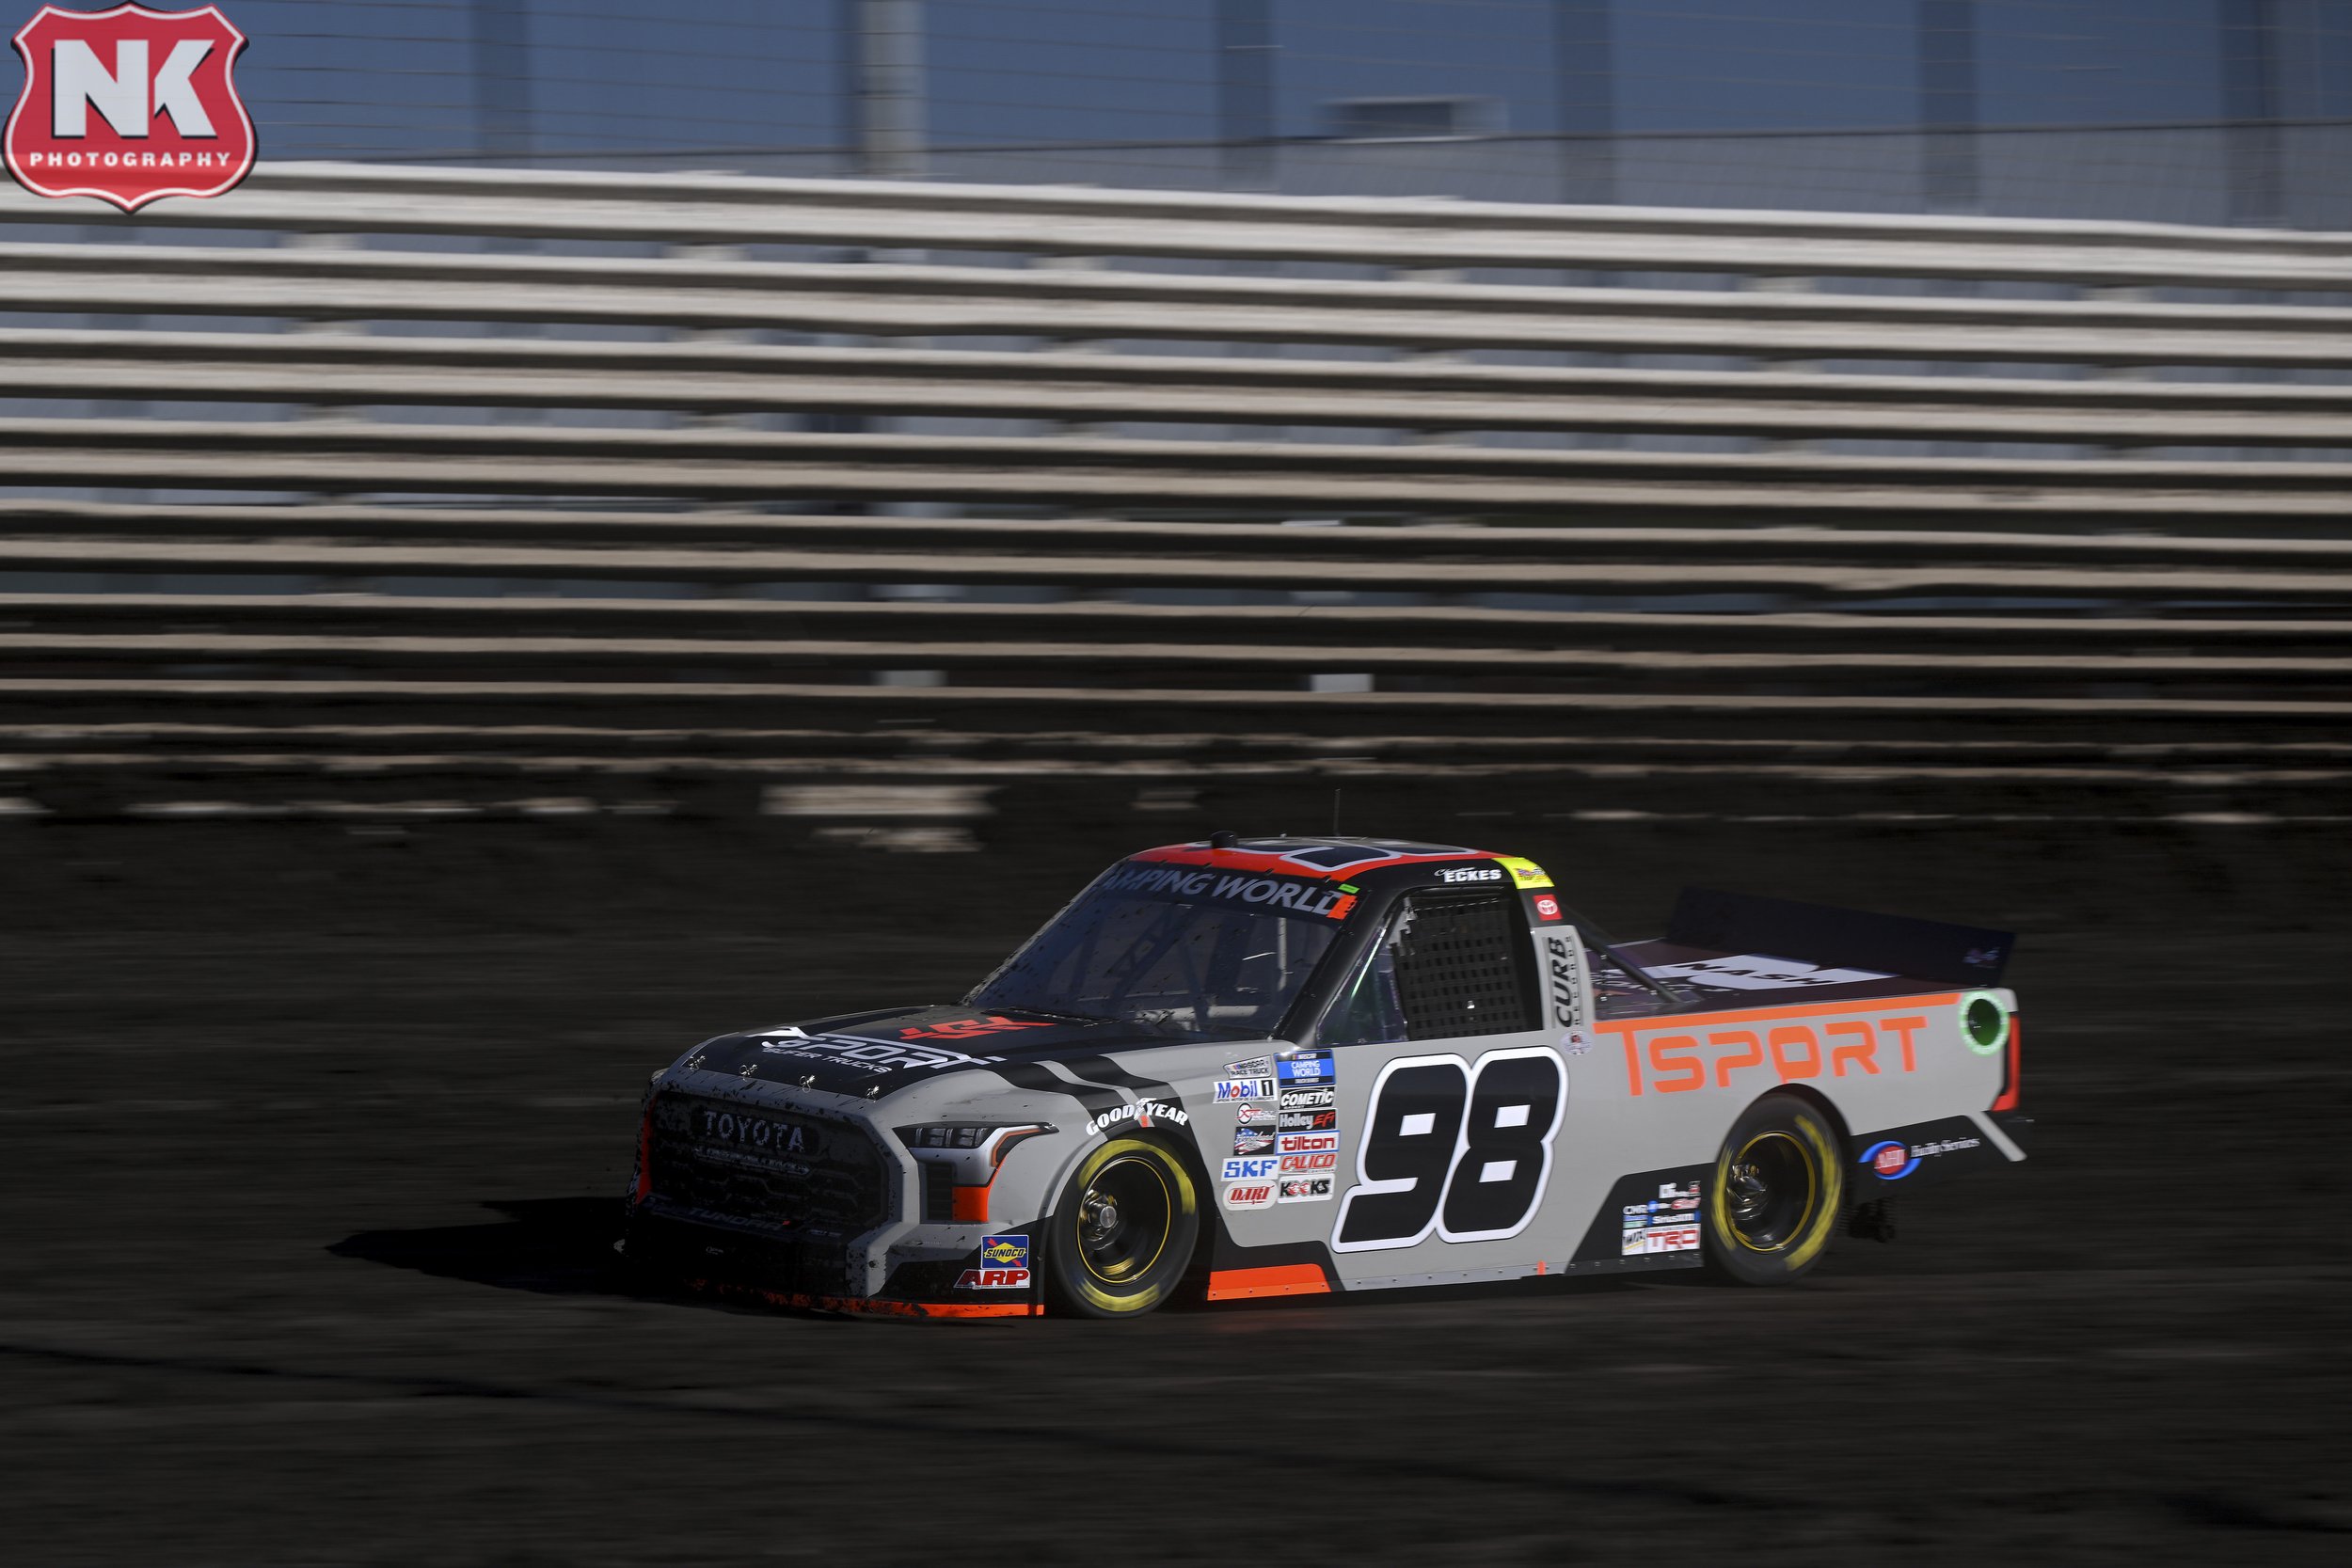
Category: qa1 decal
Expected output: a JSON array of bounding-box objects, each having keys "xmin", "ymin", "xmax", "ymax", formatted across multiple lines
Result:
[{"xmin": 1332, "ymin": 1047, "xmax": 1567, "ymax": 1252}]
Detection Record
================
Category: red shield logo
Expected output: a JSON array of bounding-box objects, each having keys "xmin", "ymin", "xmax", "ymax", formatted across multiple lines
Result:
[{"xmin": 6, "ymin": 4, "xmax": 253, "ymax": 212}]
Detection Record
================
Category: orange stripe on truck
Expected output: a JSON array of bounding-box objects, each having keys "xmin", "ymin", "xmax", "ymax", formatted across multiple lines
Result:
[{"xmin": 1207, "ymin": 1264, "xmax": 1332, "ymax": 1301}]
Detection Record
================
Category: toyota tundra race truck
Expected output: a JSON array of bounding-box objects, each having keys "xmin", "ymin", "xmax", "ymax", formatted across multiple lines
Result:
[{"xmin": 622, "ymin": 835, "xmax": 2025, "ymax": 1318}]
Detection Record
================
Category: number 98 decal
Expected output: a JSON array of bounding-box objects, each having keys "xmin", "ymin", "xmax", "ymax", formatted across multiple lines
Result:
[{"xmin": 1332, "ymin": 1047, "xmax": 1567, "ymax": 1252}]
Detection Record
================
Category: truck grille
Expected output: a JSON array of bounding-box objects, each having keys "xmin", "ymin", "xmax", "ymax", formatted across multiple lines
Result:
[{"xmin": 644, "ymin": 1092, "xmax": 892, "ymax": 1239}]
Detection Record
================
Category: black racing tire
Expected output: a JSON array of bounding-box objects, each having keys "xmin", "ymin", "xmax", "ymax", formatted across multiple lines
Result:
[
  {"xmin": 1042, "ymin": 1135, "xmax": 1200, "ymax": 1319},
  {"xmin": 1702, "ymin": 1094, "xmax": 1844, "ymax": 1286}
]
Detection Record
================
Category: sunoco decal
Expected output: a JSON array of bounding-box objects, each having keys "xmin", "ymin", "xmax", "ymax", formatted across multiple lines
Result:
[{"xmin": 955, "ymin": 1234, "xmax": 1032, "ymax": 1290}]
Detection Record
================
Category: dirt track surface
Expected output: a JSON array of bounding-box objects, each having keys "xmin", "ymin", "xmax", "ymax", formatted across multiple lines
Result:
[{"xmin": 5, "ymin": 804, "xmax": 2349, "ymax": 1564}]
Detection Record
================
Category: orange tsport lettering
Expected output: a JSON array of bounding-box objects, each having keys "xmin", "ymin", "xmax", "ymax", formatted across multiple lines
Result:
[
  {"xmin": 1768, "ymin": 1024, "xmax": 1822, "ymax": 1081},
  {"xmin": 1622, "ymin": 1033, "xmax": 1644, "ymax": 1097},
  {"xmin": 1880, "ymin": 1016, "xmax": 1928, "ymax": 1073},
  {"xmin": 1709, "ymin": 1030, "xmax": 1762, "ymax": 1087},
  {"xmin": 1826, "ymin": 1020, "xmax": 1876, "ymax": 1076},
  {"xmin": 1648, "ymin": 1035, "xmax": 1704, "ymax": 1094}
]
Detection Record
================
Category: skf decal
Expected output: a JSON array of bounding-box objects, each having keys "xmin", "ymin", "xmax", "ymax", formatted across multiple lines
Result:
[
  {"xmin": 1084, "ymin": 1098, "xmax": 1191, "ymax": 1136},
  {"xmin": 1222, "ymin": 1157, "xmax": 1278, "ymax": 1180},
  {"xmin": 954, "ymin": 1233, "xmax": 1032, "ymax": 1290}
]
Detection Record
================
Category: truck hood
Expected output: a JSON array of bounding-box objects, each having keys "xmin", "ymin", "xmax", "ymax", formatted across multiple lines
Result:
[{"xmin": 682, "ymin": 1002, "xmax": 1260, "ymax": 1099}]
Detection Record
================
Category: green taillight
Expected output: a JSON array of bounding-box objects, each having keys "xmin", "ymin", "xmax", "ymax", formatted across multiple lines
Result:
[{"xmin": 1960, "ymin": 991, "xmax": 2010, "ymax": 1056}]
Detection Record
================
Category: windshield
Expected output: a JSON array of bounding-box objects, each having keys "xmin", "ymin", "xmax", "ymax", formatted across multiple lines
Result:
[{"xmin": 967, "ymin": 864, "xmax": 1350, "ymax": 1038}]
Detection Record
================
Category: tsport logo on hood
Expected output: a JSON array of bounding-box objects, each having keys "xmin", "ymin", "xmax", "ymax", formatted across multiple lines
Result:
[{"xmin": 754, "ymin": 1028, "xmax": 1007, "ymax": 1076}]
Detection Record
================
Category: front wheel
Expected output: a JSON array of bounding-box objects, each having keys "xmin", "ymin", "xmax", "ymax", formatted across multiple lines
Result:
[
  {"xmin": 1042, "ymin": 1136, "xmax": 1200, "ymax": 1318},
  {"xmin": 1703, "ymin": 1095, "xmax": 1844, "ymax": 1286}
]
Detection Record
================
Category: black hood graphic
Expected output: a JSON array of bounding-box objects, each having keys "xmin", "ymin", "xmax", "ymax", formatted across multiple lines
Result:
[{"xmin": 685, "ymin": 1003, "xmax": 1247, "ymax": 1100}]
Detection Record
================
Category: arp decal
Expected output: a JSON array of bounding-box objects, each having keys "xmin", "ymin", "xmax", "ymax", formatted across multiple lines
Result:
[
  {"xmin": 955, "ymin": 1234, "xmax": 1033, "ymax": 1290},
  {"xmin": 1619, "ymin": 1012, "xmax": 1932, "ymax": 1096},
  {"xmin": 1333, "ymin": 1047, "xmax": 1568, "ymax": 1253}
]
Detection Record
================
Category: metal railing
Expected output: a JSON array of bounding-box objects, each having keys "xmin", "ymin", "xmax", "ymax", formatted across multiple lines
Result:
[{"xmin": 2, "ymin": 166, "xmax": 2346, "ymax": 816}]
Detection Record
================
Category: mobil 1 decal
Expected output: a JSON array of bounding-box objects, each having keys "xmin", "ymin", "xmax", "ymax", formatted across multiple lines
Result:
[{"xmin": 1333, "ymin": 1047, "xmax": 1566, "ymax": 1251}]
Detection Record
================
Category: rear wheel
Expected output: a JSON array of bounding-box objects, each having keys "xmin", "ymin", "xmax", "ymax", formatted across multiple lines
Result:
[
  {"xmin": 1042, "ymin": 1136, "xmax": 1200, "ymax": 1318},
  {"xmin": 1703, "ymin": 1095, "xmax": 1844, "ymax": 1286}
]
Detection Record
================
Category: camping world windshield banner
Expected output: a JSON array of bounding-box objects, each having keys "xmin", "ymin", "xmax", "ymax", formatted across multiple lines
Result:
[{"xmin": 6, "ymin": 4, "xmax": 253, "ymax": 211}]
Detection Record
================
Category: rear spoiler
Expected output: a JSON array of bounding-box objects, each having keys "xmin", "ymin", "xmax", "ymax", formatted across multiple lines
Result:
[{"xmin": 1667, "ymin": 888, "xmax": 2012, "ymax": 987}]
